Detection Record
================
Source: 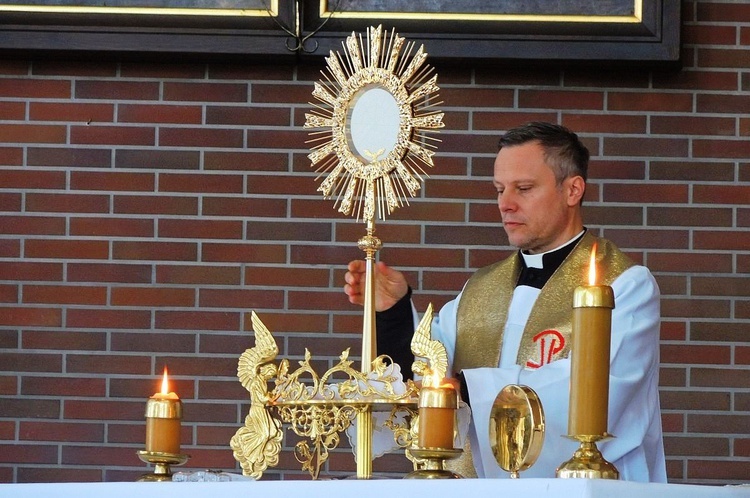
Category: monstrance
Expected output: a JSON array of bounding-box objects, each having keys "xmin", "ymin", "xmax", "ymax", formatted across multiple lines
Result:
[{"xmin": 231, "ymin": 24, "xmax": 445, "ymax": 480}]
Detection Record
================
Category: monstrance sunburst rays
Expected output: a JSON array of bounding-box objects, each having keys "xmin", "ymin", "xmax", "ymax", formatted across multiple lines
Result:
[{"xmin": 304, "ymin": 25, "xmax": 444, "ymax": 222}]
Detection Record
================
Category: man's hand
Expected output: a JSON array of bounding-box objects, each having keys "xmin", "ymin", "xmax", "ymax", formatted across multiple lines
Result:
[{"xmin": 343, "ymin": 260, "xmax": 409, "ymax": 311}]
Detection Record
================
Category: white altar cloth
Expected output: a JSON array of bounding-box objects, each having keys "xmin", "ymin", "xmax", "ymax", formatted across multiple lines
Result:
[{"xmin": 0, "ymin": 478, "xmax": 747, "ymax": 498}]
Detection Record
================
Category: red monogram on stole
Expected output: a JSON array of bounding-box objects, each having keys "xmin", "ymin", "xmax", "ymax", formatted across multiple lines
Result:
[{"xmin": 525, "ymin": 329, "xmax": 565, "ymax": 369}]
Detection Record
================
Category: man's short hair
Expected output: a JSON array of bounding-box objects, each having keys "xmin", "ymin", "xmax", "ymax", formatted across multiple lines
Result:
[{"xmin": 498, "ymin": 122, "xmax": 589, "ymax": 183}]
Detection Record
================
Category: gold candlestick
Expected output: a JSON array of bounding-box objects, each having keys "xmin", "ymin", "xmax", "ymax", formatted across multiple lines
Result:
[
  {"xmin": 406, "ymin": 382, "xmax": 461, "ymax": 479},
  {"xmin": 557, "ymin": 245, "xmax": 618, "ymax": 479},
  {"xmin": 138, "ymin": 367, "xmax": 189, "ymax": 481}
]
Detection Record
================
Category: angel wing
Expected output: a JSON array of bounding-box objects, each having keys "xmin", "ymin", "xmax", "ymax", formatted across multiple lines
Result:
[
  {"xmin": 409, "ymin": 303, "xmax": 448, "ymax": 383},
  {"xmin": 238, "ymin": 311, "xmax": 279, "ymax": 391}
]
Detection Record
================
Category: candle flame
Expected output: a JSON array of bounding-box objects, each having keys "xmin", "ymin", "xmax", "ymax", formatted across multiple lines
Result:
[
  {"xmin": 588, "ymin": 244, "xmax": 598, "ymax": 286},
  {"xmin": 160, "ymin": 366, "xmax": 169, "ymax": 395}
]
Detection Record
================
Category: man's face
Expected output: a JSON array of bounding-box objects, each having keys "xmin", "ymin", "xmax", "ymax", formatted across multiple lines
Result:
[{"xmin": 493, "ymin": 141, "xmax": 584, "ymax": 254}]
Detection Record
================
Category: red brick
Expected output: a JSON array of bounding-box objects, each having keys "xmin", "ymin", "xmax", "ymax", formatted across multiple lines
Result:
[
  {"xmin": 0, "ymin": 216, "xmax": 66, "ymax": 236},
  {"xmin": 114, "ymin": 195, "xmax": 198, "ymax": 215},
  {"xmin": 27, "ymin": 147, "xmax": 111, "ymax": 168},
  {"xmin": 74, "ymin": 80, "xmax": 159, "ymax": 100},
  {"xmin": 0, "ymin": 78, "xmax": 70, "ymax": 98},
  {"xmin": 244, "ymin": 266, "xmax": 329, "ymax": 288},
  {"xmin": 159, "ymin": 128, "xmax": 243, "ymax": 148},
  {"xmin": 158, "ymin": 173, "xmax": 243, "ymax": 194},
  {"xmin": 111, "ymin": 287, "xmax": 195, "ymax": 307},
  {"xmin": 0, "ymin": 240, "xmax": 20, "ymax": 258},
  {"xmin": 203, "ymin": 196, "xmax": 287, "ymax": 217},
  {"xmin": 691, "ymin": 368, "xmax": 750, "ymax": 389},
  {"xmin": 29, "ymin": 102, "xmax": 114, "ymax": 123},
  {"xmin": 70, "ymin": 125, "xmax": 155, "ymax": 146},
  {"xmin": 25, "ymin": 193, "xmax": 110, "ymax": 214},
  {"xmin": 0, "ymin": 146, "xmax": 23, "ymax": 165},
  {"xmin": 651, "ymin": 115, "xmax": 736, "ymax": 136},
  {"xmin": 110, "ymin": 332, "xmax": 196, "ymax": 354},
  {"xmin": 0, "ymin": 445, "xmax": 58, "ymax": 464},
  {"xmin": 648, "ymin": 206, "xmax": 733, "ymax": 227},
  {"xmin": 0, "ymin": 308, "xmax": 62, "ymax": 327},
  {"xmin": 246, "ymin": 220, "xmax": 331, "ymax": 241},
  {"xmin": 203, "ymin": 151, "xmax": 288, "ymax": 172},
  {"xmin": 660, "ymin": 321, "xmax": 686, "ymax": 341},
  {"xmin": 17, "ymin": 467, "xmax": 103, "ymax": 483},
  {"xmin": 66, "ymin": 355, "xmax": 151, "ymax": 375},
  {"xmin": 155, "ymin": 310, "xmax": 240, "ymax": 331},
  {"xmin": 694, "ymin": 230, "xmax": 750, "ymax": 250},
  {"xmin": 246, "ymin": 129, "xmax": 309, "ymax": 151},
  {"xmin": 159, "ymin": 219, "xmax": 243, "ymax": 239},
  {"xmin": 660, "ymin": 367, "xmax": 686, "ymax": 387},
  {"xmin": 660, "ymin": 344, "xmax": 731, "ymax": 365},
  {"xmin": 0, "ymin": 398, "xmax": 60, "ymax": 418},
  {"xmin": 647, "ymin": 252, "xmax": 733, "ymax": 273},
  {"xmin": 201, "ymin": 243, "xmax": 286, "ymax": 263},
  {"xmin": 206, "ymin": 106, "xmax": 290, "ymax": 126},
  {"xmin": 163, "ymin": 82, "xmax": 247, "ymax": 102},
  {"xmin": 115, "ymin": 149, "xmax": 200, "ymax": 170},
  {"xmin": 25, "ymin": 239, "xmax": 109, "ymax": 260},
  {"xmin": 653, "ymin": 69, "xmax": 737, "ymax": 91},
  {"xmin": 562, "ymin": 113, "xmax": 646, "ymax": 134},
  {"xmin": 0, "ymin": 124, "xmax": 66, "ymax": 144},
  {"xmin": 70, "ymin": 217, "xmax": 154, "ymax": 237},
  {"xmin": 22, "ymin": 330, "xmax": 106, "ymax": 351},
  {"xmin": 62, "ymin": 445, "xmax": 142, "ymax": 466},
  {"xmin": 155, "ymin": 264, "xmax": 239, "ymax": 284},
  {"xmin": 603, "ymin": 137, "xmax": 689, "ymax": 158},
  {"xmin": 22, "ymin": 376, "xmax": 106, "ymax": 397},
  {"xmin": 0, "ymin": 262, "xmax": 63, "ymax": 281},
  {"xmin": 198, "ymin": 333, "xmax": 251, "ymax": 354},
  {"xmin": 0, "ymin": 170, "xmax": 67, "ymax": 189},
  {"xmin": 67, "ymin": 263, "xmax": 152, "ymax": 283},
  {"xmin": 113, "ymin": 241, "xmax": 197, "ymax": 261},
  {"xmin": 70, "ymin": 171, "xmax": 155, "ymax": 192},
  {"xmin": 426, "ymin": 224, "xmax": 504, "ymax": 246},
  {"xmin": 31, "ymin": 60, "xmax": 116, "ymax": 77},
  {"xmin": 199, "ymin": 288, "xmax": 284, "ymax": 309},
  {"xmin": 694, "ymin": 184, "xmax": 750, "ymax": 205},
  {"xmin": 153, "ymin": 356, "xmax": 238, "ymax": 379},
  {"xmin": 691, "ymin": 322, "xmax": 750, "ymax": 343},
  {"xmin": 335, "ymin": 221, "xmax": 422, "ymax": 245},
  {"xmin": 426, "ymin": 178, "xmax": 494, "ymax": 200},
  {"xmin": 289, "ymin": 244, "xmax": 371, "ymax": 266},
  {"xmin": 650, "ymin": 161, "xmax": 735, "ymax": 182},
  {"xmin": 196, "ymin": 424, "xmax": 238, "ymax": 445},
  {"xmin": 0, "ymin": 101, "xmax": 26, "ymax": 120},
  {"xmin": 663, "ymin": 436, "xmax": 729, "ymax": 456},
  {"xmin": 603, "ymin": 228, "xmax": 689, "ymax": 250},
  {"xmin": 661, "ymin": 298, "xmax": 731, "ymax": 319},
  {"xmin": 118, "ymin": 104, "xmax": 202, "ymax": 124},
  {"xmin": 23, "ymin": 285, "xmax": 106, "ymax": 305},
  {"xmin": 66, "ymin": 309, "xmax": 152, "ymax": 329},
  {"xmin": 519, "ymin": 90, "xmax": 603, "ymax": 110}
]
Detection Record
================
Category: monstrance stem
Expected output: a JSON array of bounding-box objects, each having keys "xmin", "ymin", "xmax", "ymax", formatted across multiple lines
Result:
[{"xmin": 356, "ymin": 217, "xmax": 382, "ymax": 479}]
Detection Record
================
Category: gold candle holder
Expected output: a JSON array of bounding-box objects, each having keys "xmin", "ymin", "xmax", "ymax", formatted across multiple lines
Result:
[
  {"xmin": 139, "ymin": 369, "xmax": 188, "ymax": 481},
  {"xmin": 137, "ymin": 450, "xmax": 189, "ymax": 482},
  {"xmin": 556, "ymin": 434, "xmax": 618, "ymax": 480},
  {"xmin": 557, "ymin": 248, "xmax": 618, "ymax": 479},
  {"xmin": 406, "ymin": 384, "xmax": 462, "ymax": 479}
]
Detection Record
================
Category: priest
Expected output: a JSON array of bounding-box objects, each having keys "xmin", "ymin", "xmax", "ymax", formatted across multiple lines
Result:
[{"xmin": 344, "ymin": 122, "xmax": 666, "ymax": 482}]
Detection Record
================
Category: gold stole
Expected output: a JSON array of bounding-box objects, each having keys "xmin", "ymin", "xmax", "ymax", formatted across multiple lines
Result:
[{"xmin": 447, "ymin": 232, "xmax": 634, "ymax": 477}]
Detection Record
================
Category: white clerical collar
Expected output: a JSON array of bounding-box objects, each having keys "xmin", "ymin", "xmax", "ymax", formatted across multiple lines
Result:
[{"xmin": 520, "ymin": 230, "xmax": 586, "ymax": 269}]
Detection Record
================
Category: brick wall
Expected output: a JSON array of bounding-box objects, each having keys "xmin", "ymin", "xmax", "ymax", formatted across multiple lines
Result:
[{"xmin": 1, "ymin": 0, "xmax": 749, "ymax": 485}]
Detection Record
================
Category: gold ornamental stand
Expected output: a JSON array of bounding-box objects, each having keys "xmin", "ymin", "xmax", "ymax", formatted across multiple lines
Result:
[{"xmin": 230, "ymin": 25, "xmax": 445, "ymax": 480}]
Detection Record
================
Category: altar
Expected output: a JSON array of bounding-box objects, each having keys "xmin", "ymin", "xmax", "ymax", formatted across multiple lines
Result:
[{"xmin": 0, "ymin": 478, "xmax": 747, "ymax": 498}]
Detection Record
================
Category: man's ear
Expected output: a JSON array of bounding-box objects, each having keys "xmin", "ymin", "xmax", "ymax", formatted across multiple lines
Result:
[{"xmin": 567, "ymin": 176, "xmax": 586, "ymax": 206}]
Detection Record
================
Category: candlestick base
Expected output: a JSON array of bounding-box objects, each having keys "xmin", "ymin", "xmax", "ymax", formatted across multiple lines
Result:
[
  {"xmin": 404, "ymin": 448, "xmax": 462, "ymax": 479},
  {"xmin": 137, "ymin": 450, "xmax": 189, "ymax": 481},
  {"xmin": 556, "ymin": 434, "xmax": 619, "ymax": 480}
]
